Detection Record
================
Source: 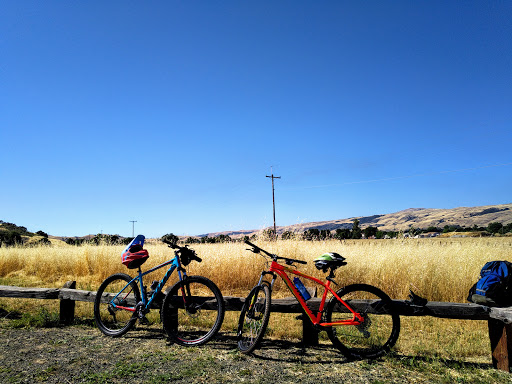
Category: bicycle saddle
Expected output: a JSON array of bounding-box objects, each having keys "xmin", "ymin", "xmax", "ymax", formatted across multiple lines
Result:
[{"xmin": 314, "ymin": 252, "xmax": 347, "ymax": 272}]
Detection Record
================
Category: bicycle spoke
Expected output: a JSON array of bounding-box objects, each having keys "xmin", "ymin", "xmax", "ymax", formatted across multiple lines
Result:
[
  {"xmin": 162, "ymin": 276, "xmax": 224, "ymax": 346},
  {"xmin": 326, "ymin": 284, "xmax": 400, "ymax": 359},
  {"xmin": 94, "ymin": 273, "xmax": 140, "ymax": 337},
  {"xmin": 237, "ymin": 285, "xmax": 271, "ymax": 354}
]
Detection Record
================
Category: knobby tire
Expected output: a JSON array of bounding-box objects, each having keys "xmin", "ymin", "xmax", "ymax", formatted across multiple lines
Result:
[
  {"xmin": 161, "ymin": 275, "xmax": 225, "ymax": 346},
  {"xmin": 94, "ymin": 273, "xmax": 141, "ymax": 337},
  {"xmin": 325, "ymin": 283, "xmax": 400, "ymax": 359},
  {"xmin": 237, "ymin": 284, "xmax": 271, "ymax": 354}
]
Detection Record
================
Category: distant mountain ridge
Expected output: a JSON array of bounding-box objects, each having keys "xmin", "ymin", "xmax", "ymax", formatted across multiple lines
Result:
[{"xmin": 200, "ymin": 203, "xmax": 512, "ymax": 238}]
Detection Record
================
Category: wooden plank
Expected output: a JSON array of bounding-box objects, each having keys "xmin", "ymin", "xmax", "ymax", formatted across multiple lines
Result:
[
  {"xmin": 393, "ymin": 301, "xmax": 492, "ymax": 320},
  {"xmin": 59, "ymin": 288, "xmax": 97, "ymax": 302},
  {"xmin": 490, "ymin": 308, "xmax": 512, "ymax": 324},
  {"xmin": 1, "ymin": 284, "xmax": 511, "ymax": 322},
  {"xmin": 225, "ymin": 296, "xmax": 496, "ymax": 319},
  {"xmin": 94, "ymin": 291, "xmax": 138, "ymax": 306},
  {"xmin": 0, "ymin": 285, "xmax": 59, "ymax": 299}
]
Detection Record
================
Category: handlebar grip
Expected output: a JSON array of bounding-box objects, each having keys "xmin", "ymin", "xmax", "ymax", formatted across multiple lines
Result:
[
  {"xmin": 244, "ymin": 240, "xmax": 257, "ymax": 248},
  {"xmin": 162, "ymin": 239, "xmax": 179, "ymax": 248}
]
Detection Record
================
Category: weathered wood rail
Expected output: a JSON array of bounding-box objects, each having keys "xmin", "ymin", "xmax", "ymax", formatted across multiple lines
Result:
[{"xmin": 1, "ymin": 282, "xmax": 512, "ymax": 372}]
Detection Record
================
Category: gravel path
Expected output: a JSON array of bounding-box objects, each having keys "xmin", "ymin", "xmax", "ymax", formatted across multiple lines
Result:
[{"xmin": 0, "ymin": 324, "xmax": 508, "ymax": 383}]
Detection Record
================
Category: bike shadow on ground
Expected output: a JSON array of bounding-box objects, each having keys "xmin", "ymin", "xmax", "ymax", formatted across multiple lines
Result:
[
  {"xmin": 111, "ymin": 329, "xmax": 497, "ymax": 371},
  {"xmin": 207, "ymin": 333, "xmax": 355, "ymax": 365},
  {"xmin": 122, "ymin": 325, "xmax": 167, "ymax": 341},
  {"xmin": 207, "ymin": 333, "xmax": 497, "ymax": 370}
]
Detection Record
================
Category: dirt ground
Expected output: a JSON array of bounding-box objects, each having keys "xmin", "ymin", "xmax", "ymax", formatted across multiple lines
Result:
[{"xmin": 0, "ymin": 324, "xmax": 509, "ymax": 384}]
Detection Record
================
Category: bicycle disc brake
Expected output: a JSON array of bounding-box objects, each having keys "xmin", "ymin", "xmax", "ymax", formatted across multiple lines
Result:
[{"xmin": 185, "ymin": 302, "xmax": 201, "ymax": 318}]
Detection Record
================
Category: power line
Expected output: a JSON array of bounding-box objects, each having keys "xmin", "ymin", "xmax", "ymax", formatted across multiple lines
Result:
[{"xmin": 285, "ymin": 162, "xmax": 512, "ymax": 190}]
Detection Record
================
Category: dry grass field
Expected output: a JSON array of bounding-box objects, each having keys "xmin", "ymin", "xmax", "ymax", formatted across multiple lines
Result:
[{"xmin": 1, "ymin": 237, "xmax": 511, "ymax": 362}]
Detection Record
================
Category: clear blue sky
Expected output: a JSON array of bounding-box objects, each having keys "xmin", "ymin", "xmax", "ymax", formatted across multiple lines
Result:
[{"xmin": 1, "ymin": 1, "xmax": 511, "ymax": 238}]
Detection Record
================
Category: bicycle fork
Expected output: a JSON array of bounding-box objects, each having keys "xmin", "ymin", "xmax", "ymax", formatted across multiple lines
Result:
[
  {"xmin": 256, "ymin": 271, "xmax": 276, "ymax": 290},
  {"xmin": 246, "ymin": 272, "xmax": 275, "ymax": 317}
]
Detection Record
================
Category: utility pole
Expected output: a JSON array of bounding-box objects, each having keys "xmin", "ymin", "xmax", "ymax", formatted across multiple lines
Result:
[
  {"xmin": 129, "ymin": 220, "xmax": 137, "ymax": 237},
  {"xmin": 266, "ymin": 169, "xmax": 281, "ymax": 240}
]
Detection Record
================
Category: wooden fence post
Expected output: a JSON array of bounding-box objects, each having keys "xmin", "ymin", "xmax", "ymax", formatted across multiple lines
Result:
[
  {"xmin": 301, "ymin": 287, "xmax": 319, "ymax": 347},
  {"xmin": 60, "ymin": 281, "xmax": 76, "ymax": 325},
  {"xmin": 488, "ymin": 319, "xmax": 512, "ymax": 372}
]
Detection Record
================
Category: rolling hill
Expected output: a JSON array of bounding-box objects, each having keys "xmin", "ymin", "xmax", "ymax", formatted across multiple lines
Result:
[{"xmin": 200, "ymin": 203, "xmax": 512, "ymax": 238}]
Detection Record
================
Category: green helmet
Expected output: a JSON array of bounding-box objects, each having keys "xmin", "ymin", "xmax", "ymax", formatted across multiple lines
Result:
[
  {"xmin": 314, "ymin": 253, "xmax": 337, "ymax": 262},
  {"xmin": 314, "ymin": 252, "xmax": 346, "ymax": 272}
]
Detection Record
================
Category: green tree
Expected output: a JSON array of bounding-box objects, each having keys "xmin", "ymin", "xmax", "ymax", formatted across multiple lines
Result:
[
  {"xmin": 185, "ymin": 237, "xmax": 200, "ymax": 244},
  {"xmin": 216, "ymin": 234, "xmax": 232, "ymax": 243},
  {"xmin": 281, "ymin": 231, "xmax": 294, "ymax": 240},
  {"xmin": 351, "ymin": 219, "xmax": 362, "ymax": 239},
  {"xmin": 408, "ymin": 226, "xmax": 419, "ymax": 237},
  {"xmin": 0, "ymin": 231, "xmax": 22, "ymax": 247},
  {"xmin": 334, "ymin": 228, "xmax": 351, "ymax": 240},
  {"xmin": 161, "ymin": 233, "xmax": 179, "ymax": 245},
  {"xmin": 363, "ymin": 226, "xmax": 377, "ymax": 239},
  {"xmin": 303, "ymin": 228, "xmax": 320, "ymax": 241},
  {"xmin": 487, "ymin": 222, "xmax": 504, "ymax": 234},
  {"xmin": 261, "ymin": 228, "xmax": 276, "ymax": 241}
]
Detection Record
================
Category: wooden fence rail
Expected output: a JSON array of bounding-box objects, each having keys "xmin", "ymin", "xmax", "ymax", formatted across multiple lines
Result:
[{"xmin": 1, "ymin": 282, "xmax": 512, "ymax": 372}]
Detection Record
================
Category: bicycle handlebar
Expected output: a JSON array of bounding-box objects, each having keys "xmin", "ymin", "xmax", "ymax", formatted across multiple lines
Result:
[
  {"xmin": 162, "ymin": 239, "xmax": 202, "ymax": 263},
  {"xmin": 244, "ymin": 240, "xmax": 307, "ymax": 265}
]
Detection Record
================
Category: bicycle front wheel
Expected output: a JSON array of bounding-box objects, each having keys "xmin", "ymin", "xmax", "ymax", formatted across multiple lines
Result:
[
  {"xmin": 237, "ymin": 283, "xmax": 271, "ymax": 354},
  {"xmin": 161, "ymin": 275, "xmax": 225, "ymax": 346},
  {"xmin": 325, "ymin": 283, "xmax": 400, "ymax": 359},
  {"xmin": 94, "ymin": 273, "xmax": 141, "ymax": 337}
]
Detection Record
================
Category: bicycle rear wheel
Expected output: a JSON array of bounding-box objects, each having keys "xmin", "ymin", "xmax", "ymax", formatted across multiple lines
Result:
[
  {"xmin": 237, "ymin": 283, "xmax": 271, "ymax": 354},
  {"xmin": 325, "ymin": 283, "xmax": 400, "ymax": 359},
  {"xmin": 94, "ymin": 273, "xmax": 140, "ymax": 337},
  {"xmin": 161, "ymin": 275, "xmax": 225, "ymax": 346}
]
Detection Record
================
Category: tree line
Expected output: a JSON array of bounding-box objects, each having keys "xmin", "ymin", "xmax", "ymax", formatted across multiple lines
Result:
[{"xmin": 1, "ymin": 219, "xmax": 511, "ymax": 247}]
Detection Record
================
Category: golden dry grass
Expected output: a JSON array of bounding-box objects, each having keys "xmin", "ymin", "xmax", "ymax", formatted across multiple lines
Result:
[
  {"xmin": 3, "ymin": 237, "xmax": 507, "ymax": 300},
  {"xmin": 1, "ymin": 237, "xmax": 511, "ymax": 360}
]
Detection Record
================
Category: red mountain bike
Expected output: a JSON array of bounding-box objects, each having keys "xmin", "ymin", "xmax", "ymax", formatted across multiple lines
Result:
[{"xmin": 237, "ymin": 241, "xmax": 400, "ymax": 359}]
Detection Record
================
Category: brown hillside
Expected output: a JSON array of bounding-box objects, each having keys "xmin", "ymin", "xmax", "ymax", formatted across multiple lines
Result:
[{"xmin": 201, "ymin": 203, "xmax": 512, "ymax": 238}]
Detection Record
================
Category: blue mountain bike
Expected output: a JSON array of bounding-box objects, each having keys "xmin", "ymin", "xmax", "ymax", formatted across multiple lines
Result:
[{"xmin": 94, "ymin": 236, "xmax": 225, "ymax": 346}]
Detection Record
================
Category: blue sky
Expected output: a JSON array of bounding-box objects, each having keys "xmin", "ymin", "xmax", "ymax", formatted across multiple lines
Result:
[{"xmin": 1, "ymin": 1, "xmax": 511, "ymax": 238}]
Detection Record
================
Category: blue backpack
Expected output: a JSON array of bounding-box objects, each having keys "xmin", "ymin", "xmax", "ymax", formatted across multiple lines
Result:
[{"xmin": 468, "ymin": 261, "xmax": 512, "ymax": 306}]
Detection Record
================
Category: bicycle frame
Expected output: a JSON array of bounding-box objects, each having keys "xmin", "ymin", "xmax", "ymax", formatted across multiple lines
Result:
[
  {"xmin": 110, "ymin": 254, "xmax": 186, "ymax": 313},
  {"xmin": 259, "ymin": 260, "xmax": 364, "ymax": 327}
]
